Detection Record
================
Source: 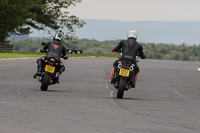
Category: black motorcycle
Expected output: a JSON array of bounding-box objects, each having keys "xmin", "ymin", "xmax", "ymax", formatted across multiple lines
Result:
[
  {"xmin": 111, "ymin": 50, "xmax": 140, "ymax": 98},
  {"xmin": 35, "ymin": 56, "xmax": 64, "ymax": 91},
  {"xmin": 112, "ymin": 60, "xmax": 138, "ymax": 98}
]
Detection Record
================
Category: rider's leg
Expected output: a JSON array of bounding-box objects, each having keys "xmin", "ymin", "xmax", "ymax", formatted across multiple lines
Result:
[
  {"xmin": 33, "ymin": 57, "xmax": 44, "ymax": 78},
  {"xmin": 131, "ymin": 65, "xmax": 140, "ymax": 87},
  {"xmin": 111, "ymin": 59, "xmax": 119, "ymax": 84},
  {"xmin": 55, "ymin": 62, "xmax": 65, "ymax": 83},
  {"xmin": 58, "ymin": 62, "xmax": 65, "ymax": 75}
]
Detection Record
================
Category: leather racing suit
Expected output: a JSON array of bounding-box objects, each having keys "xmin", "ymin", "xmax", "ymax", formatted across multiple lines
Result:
[
  {"xmin": 111, "ymin": 38, "xmax": 146, "ymax": 86},
  {"xmin": 35, "ymin": 40, "xmax": 68, "ymax": 78}
]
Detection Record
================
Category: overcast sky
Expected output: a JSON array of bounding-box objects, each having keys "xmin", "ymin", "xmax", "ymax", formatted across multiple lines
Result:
[{"xmin": 68, "ymin": 0, "xmax": 200, "ymax": 21}]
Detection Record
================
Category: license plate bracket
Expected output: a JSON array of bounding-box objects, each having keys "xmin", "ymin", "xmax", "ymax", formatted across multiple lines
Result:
[
  {"xmin": 45, "ymin": 65, "xmax": 55, "ymax": 73},
  {"xmin": 119, "ymin": 68, "xmax": 130, "ymax": 77}
]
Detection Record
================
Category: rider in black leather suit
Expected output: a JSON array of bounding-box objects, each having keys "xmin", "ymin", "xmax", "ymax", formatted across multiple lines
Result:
[
  {"xmin": 111, "ymin": 30, "xmax": 147, "ymax": 87},
  {"xmin": 33, "ymin": 33, "xmax": 68, "ymax": 80}
]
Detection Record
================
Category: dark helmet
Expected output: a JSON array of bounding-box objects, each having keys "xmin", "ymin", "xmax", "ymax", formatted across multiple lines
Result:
[{"xmin": 53, "ymin": 33, "xmax": 63, "ymax": 42}]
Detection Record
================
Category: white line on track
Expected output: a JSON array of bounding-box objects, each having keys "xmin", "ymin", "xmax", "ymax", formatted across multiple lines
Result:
[
  {"xmin": 174, "ymin": 90, "xmax": 184, "ymax": 98},
  {"xmin": 198, "ymin": 68, "xmax": 200, "ymax": 71},
  {"xmin": 105, "ymin": 80, "xmax": 116, "ymax": 98}
]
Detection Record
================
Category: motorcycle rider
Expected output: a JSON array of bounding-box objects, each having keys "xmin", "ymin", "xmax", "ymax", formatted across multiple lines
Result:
[
  {"xmin": 111, "ymin": 30, "xmax": 147, "ymax": 87},
  {"xmin": 33, "ymin": 33, "xmax": 68, "ymax": 82}
]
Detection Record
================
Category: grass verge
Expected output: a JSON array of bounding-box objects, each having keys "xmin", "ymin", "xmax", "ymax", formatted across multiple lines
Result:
[{"xmin": 0, "ymin": 52, "xmax": 116, "ymax": 59}]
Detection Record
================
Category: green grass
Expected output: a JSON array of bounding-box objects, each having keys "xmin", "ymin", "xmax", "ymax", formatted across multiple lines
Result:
[
  {"xmin": 0, "ymin": 52, "xmax": 45, "ymax": 59},
  {"xmin": 0, "ymin": 52, "xmax": 116, "ymax": 59}
]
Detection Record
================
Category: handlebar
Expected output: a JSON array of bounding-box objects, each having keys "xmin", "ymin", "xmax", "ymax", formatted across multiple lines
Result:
[
  {"xmin": 112, "ymin": 50, "xmax": 122, "ymax": 53},
  {"xmin": 61, "ymin": 55, "xmax": 68, "ymax": 60},
  {"xmin": 113, "ymin": 51, "xmax": 141, "ymax": 58},
  {"xmin": 41, "ymin": 42, "xmax": 46, "ymax": 46}
]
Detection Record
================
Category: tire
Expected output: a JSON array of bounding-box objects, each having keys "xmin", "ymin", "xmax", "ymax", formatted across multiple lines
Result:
[
  {"xmin": 40, "ymin": 72, "xmax": 51, "ymax": 91},
  {"xmin": 117, "ymin": 76, "xmax": 127, "ymax": 99}
]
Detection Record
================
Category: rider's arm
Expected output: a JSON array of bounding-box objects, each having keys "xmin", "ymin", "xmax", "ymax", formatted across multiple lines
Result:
[
  {"xmin": 138, "ymin": 44, "xmax": 147, "ymax": 59},
  {"xmin": 40, "ymin": 42, "xmax": 50, "ymax": 52},
  {"xmin": 62, "ymin": 46, "xmax": 68, "ymax": 60},
  {"xmin": 113, "ymin": 41, "xmax": 123, "ymax": 52}
]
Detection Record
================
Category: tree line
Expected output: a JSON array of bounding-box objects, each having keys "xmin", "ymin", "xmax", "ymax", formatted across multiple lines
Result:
[
  {"xmin": 0, "ymin": 0, "xmax": 84, "ymax": 42},
  {"xmin": 11, "ymin": 38, "xmax": 200, "ymax": 61}
]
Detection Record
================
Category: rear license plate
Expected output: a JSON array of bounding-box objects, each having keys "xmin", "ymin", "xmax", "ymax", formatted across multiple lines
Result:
[
  {"xmin": 45, "ymin": 65, "xmax": 55, "ymax": 73},
  {"xmin": 119, "ymin": 68, "xmax": 130, "ymax": 77}
]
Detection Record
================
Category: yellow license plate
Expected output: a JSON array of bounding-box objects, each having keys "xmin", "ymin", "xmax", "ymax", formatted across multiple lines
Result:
[
  {"xmin": 119, "ymin": 68, "xmax": 130, "ymax": 77},
  {"xmin": 45, "ymin": 65, "xmax": 55, "ymax": 73}
]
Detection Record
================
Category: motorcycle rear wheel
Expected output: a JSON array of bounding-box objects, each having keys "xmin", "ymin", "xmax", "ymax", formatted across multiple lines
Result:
[
  {"xmin": 40, "ymin": 72, "xmax": 51, "ymax": 91},
  {"xmin": 117, "ymin": 77, "xmax": 127, "ymax": 99}
]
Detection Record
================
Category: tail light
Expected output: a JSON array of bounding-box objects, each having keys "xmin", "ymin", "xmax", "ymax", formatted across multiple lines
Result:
[
  {"xmin": 123, "ymin": 63, "xmax": 130, "ymax": 66},
  {"xmin": 56, "ymin": 63, "xmax": 59, "ymax": 66},
  {"xmin": 45, "ymin": 60, "xmax": 48, "ymax": 63},
  {"xmin": 50, "ymin": 58, "xmax": 55, "ymax": 62}
]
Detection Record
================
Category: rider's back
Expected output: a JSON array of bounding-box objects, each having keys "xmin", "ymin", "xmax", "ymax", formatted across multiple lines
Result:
[
  {"xmin": 121, "ymin": 38, "xmax": 142, "ymax": 60},
  {"xmin": 46, "ymin": 40, "xmax": 65, "ymax": 59},
  {"xmin": 114, "ymin": 38, "xmax": 145, "ymax": 61}
]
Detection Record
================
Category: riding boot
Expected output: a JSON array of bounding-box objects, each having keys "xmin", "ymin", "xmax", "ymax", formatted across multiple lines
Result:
[
  {"xmin": 33, "ymin": 58, "xmax": 43, "ymax": 78},
  {"xmin": 130, "ymin": 72, "xmax": 135, "ymax": 88},
  {"xmin": 54, "ymin": 63, "xmax": 65, "ymax": 83},
  {"xmin": 58, "ymin": 63, "xmax": 65, "ymax": 75},
  {"xmin": 131, "ymin": 73, "xmax": 139, "ymax": 88},
  {"xmin": 33, "ymin": 69, "xmax": 42, "ymax": 78},
  {"xmin": 131, "ymin": 75, "xmax": 135, "ymax": 88},
  {"xmin": 56, "ymin": 77, "xmax": 59, "ymax": 84}
]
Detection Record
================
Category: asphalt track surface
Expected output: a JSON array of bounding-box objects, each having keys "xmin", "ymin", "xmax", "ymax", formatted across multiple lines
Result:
[{"xmin": 1, "ymin": 57, "xmax": 200, "ymax": 133}]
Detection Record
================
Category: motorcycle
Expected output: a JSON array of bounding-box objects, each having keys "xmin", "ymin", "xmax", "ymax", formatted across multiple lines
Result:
[
  {"xmin": 36, "ymin": 56, "xmax": 64, "ymax": 91},
  {"xmin": 111, "ymin": 52, "xmax": 139, "ymax": 98}
]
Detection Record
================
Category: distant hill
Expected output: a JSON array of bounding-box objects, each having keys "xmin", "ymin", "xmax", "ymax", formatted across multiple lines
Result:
[
  {"xmin": 74, "ymin": 19, "xmax": 200, "ymax": 45},
  {"xmin": 29, "ymin": 19, "xmax": 200, "ymax": 45}
]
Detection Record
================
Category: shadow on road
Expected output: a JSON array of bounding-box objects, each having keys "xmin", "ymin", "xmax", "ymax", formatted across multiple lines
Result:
[
  {"xmin": 104, "ymin": 97, "xmax": 145, "ymax": 100},
  {"xmin": 115, "ymin": 97, "xmax": 145, "ymax": 100},
  {"xmin": 34, "ymin": 89, "xmax": 70, "ymax": 93}
]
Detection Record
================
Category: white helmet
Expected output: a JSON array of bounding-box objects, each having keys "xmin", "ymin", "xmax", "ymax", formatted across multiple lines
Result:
[
  {"xmin": 53, "ymin": 33, "xmax": 63, "ymax": 42},
  {"xmin": 127, "ymin": 30, "xmax": 138, "ymax": 39}
]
